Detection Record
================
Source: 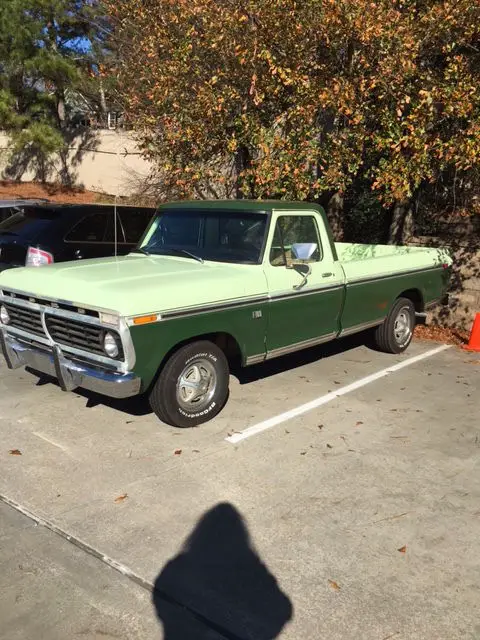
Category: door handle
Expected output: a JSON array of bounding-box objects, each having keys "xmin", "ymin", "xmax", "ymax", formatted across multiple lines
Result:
[{"xmin": 322, "ymin": 272, "xmax": 333, "ymax": 278}]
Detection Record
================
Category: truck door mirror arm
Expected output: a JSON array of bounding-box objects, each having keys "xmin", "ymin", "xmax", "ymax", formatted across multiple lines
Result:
[
  {"xmin": 285, "ymin": 242, "xmax": 315, "ymax": 289},
  {"xmin": 286, "ymin": 262, "xmax": 312, "ymax": 289}
]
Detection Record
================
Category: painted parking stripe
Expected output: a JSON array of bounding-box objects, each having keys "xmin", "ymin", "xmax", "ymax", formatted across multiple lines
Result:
[{"xmin": 226, "ymin": 344, "xmax": 450, "ymax": 444}]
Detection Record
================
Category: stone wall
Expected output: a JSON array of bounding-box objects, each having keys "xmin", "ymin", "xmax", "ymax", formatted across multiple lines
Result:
[{"xmin": 408, "ymin": 219, "xmax": 480, "ymax": 332}]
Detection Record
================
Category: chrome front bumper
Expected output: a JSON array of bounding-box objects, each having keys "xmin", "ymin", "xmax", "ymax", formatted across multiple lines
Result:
[{"xmin": 0, "ymin": 329, "xmax": 141, "ymax": 399}]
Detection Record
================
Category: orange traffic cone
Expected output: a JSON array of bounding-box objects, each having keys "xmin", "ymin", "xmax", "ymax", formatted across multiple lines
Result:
[{"xmin": 464, "ymin": 313, "xmax": 480, "ymax": 352}]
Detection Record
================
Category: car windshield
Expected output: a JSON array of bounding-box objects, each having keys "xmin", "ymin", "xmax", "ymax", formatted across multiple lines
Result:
[{"xmin": 137, "ymin": 209, "xmax": 268, "ymax": 264}]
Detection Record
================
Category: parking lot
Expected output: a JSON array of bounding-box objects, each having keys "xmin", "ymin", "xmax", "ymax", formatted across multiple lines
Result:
[{"xmin": 1, "ymin": 336, "xmax": 479, "ymax": 640}]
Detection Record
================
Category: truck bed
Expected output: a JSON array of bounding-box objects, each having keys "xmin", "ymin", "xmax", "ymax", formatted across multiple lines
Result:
[{"xmin": 335, "ymin": 242, "xmax": 448, "ymax": 283}]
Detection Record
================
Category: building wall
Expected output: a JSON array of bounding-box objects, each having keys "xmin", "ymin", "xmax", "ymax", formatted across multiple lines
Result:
[{"xmin": 0, "ymin": 129, "xmax": 153, "ymax": 196}]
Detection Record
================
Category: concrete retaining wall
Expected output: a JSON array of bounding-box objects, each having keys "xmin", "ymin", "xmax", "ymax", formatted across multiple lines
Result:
[{"xmin": 0, "ymin": 130, "xmax": 153, "ymax": 196}]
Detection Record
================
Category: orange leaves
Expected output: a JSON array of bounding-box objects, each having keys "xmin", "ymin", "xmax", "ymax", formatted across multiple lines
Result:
[
  {"xmin": 328, "ymin": 579, "xmax": 341, "ymax": 591},
  {"xmin": 108, "ymin": 0, "xmax": 480, "ymax": 204}
]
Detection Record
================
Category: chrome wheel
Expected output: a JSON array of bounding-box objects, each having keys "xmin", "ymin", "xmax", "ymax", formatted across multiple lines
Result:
[
  {"xmin": 394, "ymin": 307, "xmax": 412, "ymax": 347},
  {"xmin": 176, "ymin": 358, "xmax": 217, "ymax": 411}
]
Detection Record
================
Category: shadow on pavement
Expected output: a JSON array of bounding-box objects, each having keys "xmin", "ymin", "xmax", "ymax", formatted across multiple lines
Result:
[
  {"xmin": 152, "ymin": 502, "xmax": 293, "ymax": 640},
  {"xmin": 25, "ymin": 330, "xmax": 374, "ymax": 418},
  {"xmin": 234, "ymin": 329, "xmax": 373, "ymax": 384}
]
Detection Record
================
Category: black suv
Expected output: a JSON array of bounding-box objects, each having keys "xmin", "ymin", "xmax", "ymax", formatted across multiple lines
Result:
[
  {"xmin": 0, "ymin": 199, "xmax": 49, "ymax": 223},
  {"xmin": 0, "ymin": 203, "xmax": 155, "ymax": 271}
]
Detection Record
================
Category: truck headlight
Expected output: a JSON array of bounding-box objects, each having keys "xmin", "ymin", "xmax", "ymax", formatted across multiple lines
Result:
[
  {"xmin": 0, "ymin": 305, "xmax": 10, "ymax": 325},
  {"xmin": 103, "ymin": 332, "xmax": 119, "ymax": 358}
]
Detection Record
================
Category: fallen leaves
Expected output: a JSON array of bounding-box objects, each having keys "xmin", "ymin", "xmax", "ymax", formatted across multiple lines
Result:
[
  {"xmin": 397, "ymin": 545, "xmax": 407, "ymax": 553},
  {"xmin": 414, "ymin": 325, "xmax": 468, "ymax": 346},
  {"xmin": 328, "ymin": 579, "xmax": 341, "ymax": 591},
  {"xmin": 174, "ymin": 449, "xmax": 182, "ymax": 455},
  {"xmin": 9, "ymin": 449, "xmax": 22, "ymax": 456},
  {"xmin": 355, "ymin": 421, "xmax": 364, "ymax": 426},
  {"xmin": 114, "ymin": 493, "xmax": 128, "ymax": 503}
]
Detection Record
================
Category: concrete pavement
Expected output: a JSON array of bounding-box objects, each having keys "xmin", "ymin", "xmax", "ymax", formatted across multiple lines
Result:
[{"xmin": 0, "ymin": 338, "xmax": 479, "ymax": 639}]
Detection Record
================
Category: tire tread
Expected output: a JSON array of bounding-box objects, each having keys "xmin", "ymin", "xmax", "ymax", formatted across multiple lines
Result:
[
  {"xmin": 374, "ymin": 297, "xmax": 415, "ymax": 354},
  {"xmin": 149, "ymin": 340, "xmax": 229, "ymax": 427}
]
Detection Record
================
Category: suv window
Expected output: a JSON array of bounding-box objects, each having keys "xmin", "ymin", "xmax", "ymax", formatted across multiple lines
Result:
[
  {"xmin": 0, "ymin": 208, "xmax": 59, "ymax": 239},
  {"xmin": 118, "ymin": 209, "xmax": 152, "ymax": 244},
  {"xmin": 270, "ymin": 215, "xmax": 322, "ymax": 266},
  {"xmin": 65, "ymin": 213, "xmax": 109, "ymax": 243}
]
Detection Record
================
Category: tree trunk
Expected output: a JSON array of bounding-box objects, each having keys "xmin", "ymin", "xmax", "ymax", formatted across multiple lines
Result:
[
  {"xmin": 99, "ymin": 78, "xmax": 108, "ymax": 115},
  {"xmin": 327, "ymin": 191, "xmax": 344, "ymax": 241},
  {"xmin": 388, "ymin": 199, "xmax": 413, "ymax": 244},
  {"xmin": 234, "ymin": 145, "xmax": 251, "ymax": 199}
]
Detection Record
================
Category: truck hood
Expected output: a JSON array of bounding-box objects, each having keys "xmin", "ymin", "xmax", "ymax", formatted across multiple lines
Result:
[{"xmin": 0, "ymin": 254, "xmax": 267, "ymax": 317}]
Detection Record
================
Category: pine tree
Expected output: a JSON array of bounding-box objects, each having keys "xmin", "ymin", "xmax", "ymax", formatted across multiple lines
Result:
[{"xmin": 0, "ymin": 0, "xmax": 108, "ymax": 182}]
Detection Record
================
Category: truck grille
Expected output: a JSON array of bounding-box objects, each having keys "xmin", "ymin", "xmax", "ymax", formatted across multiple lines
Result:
[
  {"xmin": 45, "ymin": 316, "xmax": 124, "ymax": 360},
  {"xmin": 1, "ymin": 293, "xmax": 123, "ymax": 361},
  {"xmin": 3, "ymin": 302, "xmax": 44, "ymax": 336}
]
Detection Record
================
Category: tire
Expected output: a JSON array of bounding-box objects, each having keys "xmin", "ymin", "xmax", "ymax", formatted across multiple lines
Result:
[
  {"xmin": 374, "ymin": 297, "xmax": 415, "ymax": 354},
  {"xmin": 149, "ymin": 340, "xmax": 229, "ymax": 427}
]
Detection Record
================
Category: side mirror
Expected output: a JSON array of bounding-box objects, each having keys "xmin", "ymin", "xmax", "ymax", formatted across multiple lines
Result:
[
  {"xmin": 291, "ymin": 243, "xmax": 317, "ymax": 261},
  {"xmin": 286, "ymin": 244, "xmax": 316, "ymax": 290}
]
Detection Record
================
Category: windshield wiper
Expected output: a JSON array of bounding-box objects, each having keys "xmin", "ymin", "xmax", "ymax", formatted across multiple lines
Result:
[
  {"xmin": 158, "ymin": 248, "xmax": 204, "ymax": 264},
  {"xmin": 130, "ymin": 247, "xmax": 151, "ymax": 256}
]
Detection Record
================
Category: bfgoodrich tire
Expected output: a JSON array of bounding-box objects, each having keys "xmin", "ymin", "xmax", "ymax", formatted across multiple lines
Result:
[
  {"xmin": 374, "ymin": 297, "xmax": 415, "ymax": 354},
  {"xmin": 149, "ymin": 340, "xmax": 229, "ymax": 428}
]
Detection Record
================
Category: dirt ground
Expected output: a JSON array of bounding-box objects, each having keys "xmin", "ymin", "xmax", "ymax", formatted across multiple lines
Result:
[{"xmin": 0, "ymin": 180, "xmax": 104, "ymax": 204}]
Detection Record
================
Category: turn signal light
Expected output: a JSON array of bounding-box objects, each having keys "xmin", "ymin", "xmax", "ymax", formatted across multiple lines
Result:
[{"xmin": 133, "ymin": 314, "xmax": 158, "ymax": 325}]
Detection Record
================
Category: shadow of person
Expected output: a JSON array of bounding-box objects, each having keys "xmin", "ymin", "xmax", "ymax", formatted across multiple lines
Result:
[{"xmin": 152, "ymin": 503, "xmax": 293, "ymax": 640}]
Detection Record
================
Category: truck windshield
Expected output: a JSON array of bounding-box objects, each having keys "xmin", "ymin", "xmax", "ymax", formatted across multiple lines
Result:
[{"xmin": 137, "ymin": 209, "xmax": 268, "ymax": 264}]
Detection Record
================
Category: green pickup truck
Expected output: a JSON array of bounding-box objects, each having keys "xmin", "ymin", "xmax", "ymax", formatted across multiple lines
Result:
[{"xmin": 0, "ymin": 201, "xmax": 451, "ymax": 427}]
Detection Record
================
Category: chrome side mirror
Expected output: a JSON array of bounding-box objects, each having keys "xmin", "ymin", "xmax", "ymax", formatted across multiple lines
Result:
[
  {"xmin": 291, "ymin": 243, "xmax": 317, "ymax": 260},
  {"xmin": 286, "ymin": 243, "xmax": 317, "ymax": 290}
]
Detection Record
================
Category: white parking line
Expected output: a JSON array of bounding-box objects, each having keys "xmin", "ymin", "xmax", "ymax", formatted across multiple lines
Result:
[{"xmin": 226, "ymin": 344, "xmax": 450, "ymax": 444}]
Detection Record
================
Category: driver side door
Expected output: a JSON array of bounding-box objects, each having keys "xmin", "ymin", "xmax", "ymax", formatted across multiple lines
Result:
[{"xmin": 264, "ymin": 212, "xmax": 344, "ymax": 356}]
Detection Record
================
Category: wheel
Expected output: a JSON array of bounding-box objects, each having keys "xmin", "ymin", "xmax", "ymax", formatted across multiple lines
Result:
[
  {"xmin": 374, "ymin": 297, "xmax": 415, "ymax": 354},
  {"xmin": 149, "ymin": 340, "xmax": 229, "ymax": 427}
]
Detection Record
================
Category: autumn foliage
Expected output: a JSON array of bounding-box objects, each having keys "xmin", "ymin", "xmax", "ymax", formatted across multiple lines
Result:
[{"xmin": 107, "ymin": 0, "xmax": 480, "ymax": 208}]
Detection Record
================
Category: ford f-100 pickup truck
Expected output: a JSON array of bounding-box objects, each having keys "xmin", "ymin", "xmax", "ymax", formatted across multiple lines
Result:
[{"xmin": 0, "ymin": 201, "xmax": 451, "ymax": 427}]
